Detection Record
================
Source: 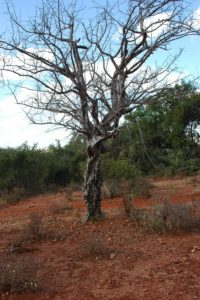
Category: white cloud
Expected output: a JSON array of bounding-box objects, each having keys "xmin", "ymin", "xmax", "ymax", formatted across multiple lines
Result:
[
  {"xmin": 113, "ymin": 12, "xmax": 171, "ymax": 45},
  {"xmin": 193, "ymin": 6, "xmax": 200, "ymax": 29},
  {"xmin": 143, "ymin": 13, "xmax": 171, "ymax": 39},
  {"xmin": 0, "ymin": 47, "xmax": 55, "ymax": 82},
  {"xmin": 0, "ymin": 93, "xmax": 69, "ymax": 148}
]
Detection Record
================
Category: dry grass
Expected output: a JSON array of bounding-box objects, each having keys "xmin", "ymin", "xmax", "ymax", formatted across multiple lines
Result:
[
  {"xmin": 0, "ymin": 254, "xmax": 38, "ymax": 294},
  {"xmin": 81, "ymin": 234, "xmax": 110, "ymax": 258},
  {"xmin": 73, "ymin": 208, "xmax": 82, "ymax": 222},
  {"xmin": 131, "ymin": 176, "xmax": 153, "ymax": 198},
  {"xmin": 49, "ymin": 201, "xmax": 73, "ymax": 214},
  {"xmin": 150, "ymin": 201, "xmax": 200, "ymax": 232},
  {"xmin": 188, "ymin": 176, "xmax": 200, "ymax": 186},
  {"xmin": 25, "ymin": 213, "xmax": 66, "ymax": 241},
  {"xmin": 22, "ymin": 213, "xmax": 46, "ymax": 241},
  {"xmin": 63, "ymin": 184, "xmax": 82, "ymax": 201},
  {"xmin": 101, "ymin": 179, "xmax": 121, "ymax": 198},
  {"xmin": 123, "ymin": 195, "xmax": 200, "ymax": 233},
  {"xmin": 7, "ymin": 240, "xmax": 37, "ymax": 254},
  {"xmin": 102, "ymin": 177, "xmax": 154, "ymax": 199},
  {"xmin": 102, "ymin": 179, "xmax": 132, "ymax": 199},
  {"xmin": 7, "ymin": 212, "xmax": 66, "ymax": 253}
]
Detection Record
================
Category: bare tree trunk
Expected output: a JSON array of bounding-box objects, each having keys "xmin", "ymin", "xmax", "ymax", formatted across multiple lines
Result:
[{"xmin": 83, "ymin": 140, "xmax": 105, "ymax": 223}]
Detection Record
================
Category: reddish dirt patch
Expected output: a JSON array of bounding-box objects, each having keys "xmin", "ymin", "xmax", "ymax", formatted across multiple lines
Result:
[{"xmin": 0, "ymin": 175, "xmax": 200, "ymax": 299}]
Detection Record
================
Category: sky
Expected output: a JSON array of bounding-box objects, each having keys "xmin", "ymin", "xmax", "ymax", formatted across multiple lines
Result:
[{"xmin": 0, "ymin": 0, "xmax": 200, "ymax": 149}]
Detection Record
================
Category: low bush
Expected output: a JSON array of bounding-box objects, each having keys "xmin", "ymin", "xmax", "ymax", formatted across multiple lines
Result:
[
  {"xmin": 49, "ymin": 201, "xmax": 73, "ymax": 214},
  {"xmin": 131, "ymin": 176, "xmax": 153, "ymax": 198},
  {"xmin": 102, "ymin": 179, "xmax": 121, "ymax": 199},
  {"xmin": 7, "ymin": 212, "xmax": 66, "ymax": 254},
  {"xmin": 81, "ymin": 234, "xmax": 110, "ymax": 258},
  {"xmin": 102, "ymin": 177, "xmax": 153, "ymax": 199},
  {"xmin": 150, "ymin": 201, "xmax": 200, "ymax": 232},
  {"xmin": 7, "ymin": 239, "xmax": 39, "ymax": 254},
  {"xmin": 20, "ymin": 212, "xmax": 63, "ymax": 243},
  {"xmin": 124, "ymin": 197, "xmax": 200, "ymax": 233},
  {"xmin": 23, "ymin": 213, "xmax": 45, "ymax": 241},
  {"xmin": 0, "ymin": 254, "xmax": 38, "ymax": 294},
  {"xmin": 102, "ymin": 159, "xmax": 136, "ymax": 181}
]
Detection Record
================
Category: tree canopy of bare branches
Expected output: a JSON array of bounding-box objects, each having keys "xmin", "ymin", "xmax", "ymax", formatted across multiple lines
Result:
[{"xmin": 0, "ymin": 0, "xmax": 199, "ymax": 221}]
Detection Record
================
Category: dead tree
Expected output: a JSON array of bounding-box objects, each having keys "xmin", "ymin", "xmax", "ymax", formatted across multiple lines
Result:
[{"xmin": 0, "ymin": 0, "xmax": 199, "ymax": 221}]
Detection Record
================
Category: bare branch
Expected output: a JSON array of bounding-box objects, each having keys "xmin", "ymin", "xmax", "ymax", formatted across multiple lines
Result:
[{"xmin": 0, "ymin": 0, "xmax": 199, "ymax": 142}]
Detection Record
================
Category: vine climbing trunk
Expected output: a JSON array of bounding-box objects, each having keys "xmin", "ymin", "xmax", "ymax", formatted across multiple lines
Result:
[{"xmin": 83, "ymin": 140, "xmax": 105, "ymax": 223}]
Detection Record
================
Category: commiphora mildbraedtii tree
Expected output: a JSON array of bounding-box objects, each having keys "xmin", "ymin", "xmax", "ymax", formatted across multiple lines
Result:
[{"xmin": 0, "ymin": 0, "xmax": 199, "ymax": 221}]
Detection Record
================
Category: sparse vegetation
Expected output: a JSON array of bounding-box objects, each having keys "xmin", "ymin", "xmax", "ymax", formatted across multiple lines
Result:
[
  {"xmin": 49, "ymin": 201, "xmax": 73, "ymax": 215},
  {"xmin": 23, "ymin": 213, "xmax": 46, "ymax": 241},
  {"xmin": 73, "ymin": 208, "xmax": 82, "ymax": 222},
  {"xmin": 130, "ymin": 177, "xmax": 153, "ymax": 198},
  {"xmin": 9, "ymin": 213, "xmax": 66, "ymax": 248},
  {"xmin": 0, "ymin": 254, "xmax": 38, "ymax": 294},
  {"xmin": 7, "ymin": 239, "xmax": 36, "ymax": 255},
  {"xmin": 81, "ymin": 234, "xmax": 110, "ymax": 258},
  {"xmin": 150, "ymin": 201, "xmax": 200, "ymax": 232},
  {"xmin": 123, "ymin": 196, "xmax": 200, "ymax": 233},
  {"xmin": 1, "ymin": 175, "xmax": 200, "ymax": 299},
  {"xmin": 102, "ymin": 179, "xmax": 122, "ymax": 199},
  {"xmin": 102, "ymin": 177, "xmax": 153, "ymax": 199}
]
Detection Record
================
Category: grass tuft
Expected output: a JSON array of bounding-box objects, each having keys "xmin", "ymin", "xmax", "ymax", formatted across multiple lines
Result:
[{"xmin": 0, "ymin": 254, "xmax": 39, "ymax": 294}]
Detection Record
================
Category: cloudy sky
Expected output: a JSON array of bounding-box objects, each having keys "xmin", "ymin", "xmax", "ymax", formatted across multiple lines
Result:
[{"xmin": 0, "ymin": 0, "xmax": 200, "ymax": 149}]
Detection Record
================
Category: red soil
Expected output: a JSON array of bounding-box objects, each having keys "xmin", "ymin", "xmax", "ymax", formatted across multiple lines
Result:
[{"xmin": 0, "ymin": 175, "xmax": 200, "ymax": 299}]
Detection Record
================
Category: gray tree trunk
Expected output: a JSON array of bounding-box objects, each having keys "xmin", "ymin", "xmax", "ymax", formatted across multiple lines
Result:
[{"xmin": 83, "ymin": 140, "xmax": 105, "ymax": 222}]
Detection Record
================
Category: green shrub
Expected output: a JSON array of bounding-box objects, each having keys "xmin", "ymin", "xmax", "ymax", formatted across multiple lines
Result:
[
  {"xmin": 14, "ymin": 147, "xmax": 48, "ymax": 193},
  {"xmin": 0, "ymin": 145, "xmax": 48, "ymax": 195},
  {"xmin": 0, "ymin": 142, "xmax": 74, "ymax": 199},
  {"xmin": 45, "ymin": 152, "xmax": 71, "ymax": 187},
  {"xmin": 102, "ymin": 159, "xmax": 136, "ymax": 180}
]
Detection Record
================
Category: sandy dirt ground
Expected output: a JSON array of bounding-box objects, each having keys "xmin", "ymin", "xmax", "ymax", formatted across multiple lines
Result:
[{"xmin": 0, "ymin": 175, "xmax": 200, "ymax": 300}]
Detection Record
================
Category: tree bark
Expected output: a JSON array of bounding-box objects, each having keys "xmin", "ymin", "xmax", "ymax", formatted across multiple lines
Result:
[{"xmin": 83, "ymin": 140, "xmax": 105, "ymax": 223}]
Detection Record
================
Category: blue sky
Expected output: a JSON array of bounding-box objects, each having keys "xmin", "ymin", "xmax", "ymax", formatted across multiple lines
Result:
[{"xmin": 0, "ymin": 0, "xmax": 200, "ymax": 148}]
